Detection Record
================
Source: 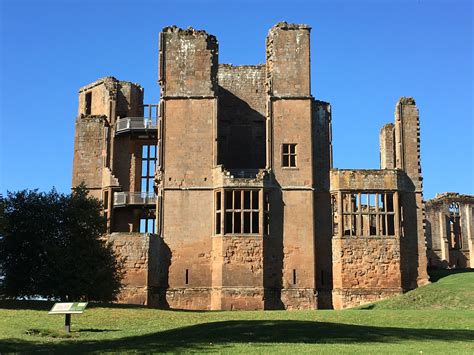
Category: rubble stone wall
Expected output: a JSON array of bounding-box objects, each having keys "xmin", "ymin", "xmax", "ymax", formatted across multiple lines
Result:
[
  {"xmin": 332, "ymin": 237, "xmax": 402, "ymax": 309},
  {"xmin": 109, "ymin": 233, "xmax": 151, "ymax": 305}
]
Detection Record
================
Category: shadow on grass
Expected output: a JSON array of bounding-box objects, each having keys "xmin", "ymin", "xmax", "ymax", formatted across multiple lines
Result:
[
  {"xmin": 0, "ymin": 300, "xmax": 218, "ymax": 312},
  {"xmin": 1, "ymin": 320, "xmax": 473, "ymax": 353},
  {"xmin": 0, "ymin": 300, "xmax": 55, "ymax": 311},
  {"xmin": 0, "ymin": 300, "xmax": 149, "ymax": 311},
  {"xmin": 428, "ymin": 268, "xmax": 474, "ymax": 283},
  {"xmin": 77, "ymin": 328, "xmax": 121, "ymax": 333}
]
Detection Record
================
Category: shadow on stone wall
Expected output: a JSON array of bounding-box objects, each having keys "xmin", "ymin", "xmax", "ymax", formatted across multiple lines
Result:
[
  {"xmin": 399, "ymin": 177, "xmax": 420, "ymax": 291},
  {"xmin": 427, "ymin": 267, "xmax": 474, "ymax": 283},
  {"xmin": 148, "ymin": 237, "xmax": 171, "ymax": 308},
  {"xmin": 217, "ymin": 86, "xmax": 266, "ymax": 169},
  {"xmin": 263, "ymin": 181, "xmax": 284, "ymax": 310}
]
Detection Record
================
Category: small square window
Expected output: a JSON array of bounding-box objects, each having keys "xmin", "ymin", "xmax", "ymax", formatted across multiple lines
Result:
[{"xmin": 282, "ymin": 144, "xmax": 297, "ymax": 167}]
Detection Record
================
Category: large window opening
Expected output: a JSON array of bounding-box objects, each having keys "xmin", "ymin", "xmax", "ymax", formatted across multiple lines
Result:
[
  {"xmin": 332, "ymin": 192, "xmax": 396, "ymax": 237},
  {"xmin": 141, "ymin": 145, "xmax": 157, "ymax": 194},
  {"xmin": 215, "ymin": 189, "xmax": 261, "ymax": 235},
  {"xmin": 448, "ymin": 202, "xmax": 462, "ymax": 249}
]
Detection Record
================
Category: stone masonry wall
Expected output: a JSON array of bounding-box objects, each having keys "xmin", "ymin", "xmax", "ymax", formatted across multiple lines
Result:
[
  {"xmin": 380, "ymin": 123, "xmax": 395, "ymax": 169},
  {"xmin": 211, "ymin": 236, "xmax": 264, "ymax": 310},
  {"xmin": 159, "ymin": 26, "xmax": 218, "ymax": 97},
  {"xmin": 332, "ymin": 237, "xmax": 402, "ymax": 309},
  {"xmin": 108, "ymin": 233, "xmax": 151, "ymax": 305},
  {"xmin": 72, "ymin": 115, "xmax": 106, "ymax": 197},
  {"xmin": 266, "ymin": 22, "xmax": 311, "ymax": 97}
]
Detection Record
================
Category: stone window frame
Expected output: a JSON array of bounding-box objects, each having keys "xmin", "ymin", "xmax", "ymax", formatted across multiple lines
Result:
[
  {"xmin": 215, "ymin": 189, "xmax": 264, "ymax": 236},
  {"xmin": 282, "ymin": 143, "xmax": 297, "ymax": 168},
  {"xmin": 332, "ymin": 191, "xmax": 399, "ymax": 238},
  {"xmin": 141, "ymin": 144, "xmax": 157, "ymax": 194},
  {"xmin": 447, "ymin": 202, "xmax": 462, "ymax": 250}
]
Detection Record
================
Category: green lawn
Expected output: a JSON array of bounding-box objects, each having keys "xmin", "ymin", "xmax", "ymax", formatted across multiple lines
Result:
[{"xmin": 1, "ymin": 271, "xmax": 473, "ymax": 354}]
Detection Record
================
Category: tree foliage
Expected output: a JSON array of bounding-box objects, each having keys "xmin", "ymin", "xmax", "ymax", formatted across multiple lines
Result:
[{"xmin": 0, "ymin": 185, "xmax": 124, "ymax": 301}]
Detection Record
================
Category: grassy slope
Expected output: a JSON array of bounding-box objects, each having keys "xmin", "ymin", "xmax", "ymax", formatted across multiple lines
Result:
[
  {"xmin": 0, "ymin": 272, "xmax": 473, "ymax": 354},
  {"xmin": 358, "ymin": 270, "xmax": 474, "ymax": 310}
]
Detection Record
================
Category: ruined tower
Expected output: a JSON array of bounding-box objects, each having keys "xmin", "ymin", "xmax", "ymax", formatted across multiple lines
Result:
[{"xmin": 72, "ymin": 23, "xmax": 429, "ymax": 310}]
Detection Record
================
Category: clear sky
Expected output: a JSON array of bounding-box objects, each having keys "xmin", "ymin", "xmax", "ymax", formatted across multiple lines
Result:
[{"xmin": 0, "ymin": 0, "xmax": 472, "ymax": 199}]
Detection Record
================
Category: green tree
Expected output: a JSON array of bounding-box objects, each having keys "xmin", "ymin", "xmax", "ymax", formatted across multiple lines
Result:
[{"xmin": 0, "ymin": 185, "xmax": 124, "ymax": 301}]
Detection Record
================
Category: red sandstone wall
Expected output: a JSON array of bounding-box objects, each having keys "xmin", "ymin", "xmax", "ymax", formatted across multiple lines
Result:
[
  {"xmin": 109, "ymin": 233, "xmax": 151, "ymax": 305},
  {"xmin": 332, "ymin": 237, "xmax": 402, "ymax": 309},
  {"xmin": 72, "ymin": 115, "xmax": 106, "ymax": 197}
]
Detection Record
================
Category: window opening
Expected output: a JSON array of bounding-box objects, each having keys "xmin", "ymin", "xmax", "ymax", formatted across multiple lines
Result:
[
  {"xmin": 103, "ymin": 191, "xmax": 109, "ymax": 210},
  {"xmin": 215, "ymin": 191, "xmax": 222, "ymax": 234},
  {"xmin": 448, "ymin": 203, "xmax": 462, "ymax": 249},
  {"xmin": 264, "ymin": 192, "xmax": 270, "ymax": 235},
  {"xmin": 331, "ymin": 194, "xmax": 339, "ymax": 235},
  {"xmin": 282, "ymin": 144, "xmax": 297, "ymax": 167},
  {"xmin": 185, "ymin": 269, "xmax": 189, "ymax": 285},
  {"xmin": 85, "ymin": 92, "xmax": 92, "ymax": 115},
  {"xmin": 141, "ymin": 145, "xmax": 157, "ymax": 194},
  {"xmin": 293, "ymin": 269, "xmax": 297, "ymax": 285},
  {"xmin": 339, "ymin": 192, "xmax": 396, "ymax": 237},
  {"xmin": 139, "ymin": 218, "xmax": 156, "ymax": 233},
  {"xmin": 217, "ymin": 189, "xmax": 260, "ymax": 235}
]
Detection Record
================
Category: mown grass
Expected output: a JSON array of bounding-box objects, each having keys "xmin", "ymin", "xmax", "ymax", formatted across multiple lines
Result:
[
  {"xmin": 358, "ymin": 269, "xmax": 474, "ymax": 310},
  {"xmin": 1, "ymin": 271, "xmax": 473, "ymax": 354}
]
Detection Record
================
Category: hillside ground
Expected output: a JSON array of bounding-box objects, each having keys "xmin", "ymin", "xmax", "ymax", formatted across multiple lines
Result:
[{"xmin": 1, "ymin": 270, "xmax": 473, "ymax": 353}]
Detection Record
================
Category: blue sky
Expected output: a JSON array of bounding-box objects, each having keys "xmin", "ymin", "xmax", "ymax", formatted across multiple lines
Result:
[{"xmin": 0, "ymin": 0, "xmax": 472, "ymax": 199}]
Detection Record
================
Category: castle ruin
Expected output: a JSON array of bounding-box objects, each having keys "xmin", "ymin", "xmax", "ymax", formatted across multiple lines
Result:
[{"xmin": 72, "ymin": 22, "xmax": 432, "ymax": 310}]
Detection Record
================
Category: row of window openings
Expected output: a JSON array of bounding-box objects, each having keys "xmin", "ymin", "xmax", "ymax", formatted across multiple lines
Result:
[
  {"xmin": 339, "ymin": 193, "xmax": 395, "ymax": 213},
  {"xmin": 333, "ymin": 193, "xmax": 396, "ymax": 236},
  {"xmin": 215, "ymin": 190, "xmax": 269, "ymax": 235}
]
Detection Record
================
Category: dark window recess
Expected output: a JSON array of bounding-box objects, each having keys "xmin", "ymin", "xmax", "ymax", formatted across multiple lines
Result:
[
  {"xmin": 215, "ymin": 191, "xmax": 222, "ymax": 234},
  {"xmin": 449, "ymin": 216, "xmax": 462, "ymax": 249},
  {"xmin": 218, "ymin": 189, "xmax": 261, "ymax": 234},
  {"xmin": 215, "ymin": 213, "xmax": 221, "ymax": 234},
  {"xmin": 264, "ymin": 192, "xmax": 270, "ymax": 235},
  {"xmin": 293, "ymin": 269, "xmax": 297, "ymax": 285},
  {"xmin": 185, "ymin": 269, "xmax": 189, "ymax": 285},
  {"xmin": 282, "ymin": 144, "xmax": 297, "ymax": 167},
  {"xmin": 85, "ymin": 92, "xmax": 92, "ymax": 115},
  {"xmin": 104, "ymin": 191, "xmax": 109, "ymax": 210}
]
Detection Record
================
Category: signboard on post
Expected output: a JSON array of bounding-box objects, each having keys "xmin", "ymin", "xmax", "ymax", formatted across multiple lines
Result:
[{"xmin": 49, "ymin": 302, "xmax": 88, "ymax": 332}]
